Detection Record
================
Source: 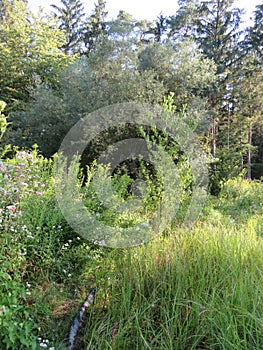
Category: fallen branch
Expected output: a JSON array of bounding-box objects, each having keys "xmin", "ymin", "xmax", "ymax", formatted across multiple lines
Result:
[{"xmin": 68, "ymin": 287, "xmax": 96, "ymax": 350}]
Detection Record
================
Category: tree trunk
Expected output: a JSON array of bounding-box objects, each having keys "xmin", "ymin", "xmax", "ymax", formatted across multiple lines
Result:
[{"xmin": 247, "ymin": 122, "xmax": 252, "ymax": 180}]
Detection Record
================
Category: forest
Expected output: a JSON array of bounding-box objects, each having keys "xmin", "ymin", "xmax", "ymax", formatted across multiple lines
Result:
[{"xmin": 0, "ymin": 0, "xmax": 263, "ymax": 349}]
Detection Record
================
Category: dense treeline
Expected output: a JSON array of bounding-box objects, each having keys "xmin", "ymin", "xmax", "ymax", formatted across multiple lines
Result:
[{"xmin": 0, "ymin": 0, "xmax": 262, "ymax": 191}]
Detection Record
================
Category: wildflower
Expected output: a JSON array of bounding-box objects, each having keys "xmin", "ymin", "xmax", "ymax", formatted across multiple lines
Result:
[
  {"xmin": 35, "ymin": 191, "xmax": 43, "ymax": 196},
  {"xmin": 20, "ymin": 182, "xmax": 28, "ymax": 187},
  {"xmin": 111, "ymin": 321, "xmax": 118, "ymax": 340},
  {"xmin": 6, "ymin": 205, "xmax": 16, "ymax": 211},
  {"xmin": 36, "ymin": 226, "xmax": 41, "ymax": 231},
  {"xmin": 39, "ymin": 343, "xmax": 48, "ymax": 348}
]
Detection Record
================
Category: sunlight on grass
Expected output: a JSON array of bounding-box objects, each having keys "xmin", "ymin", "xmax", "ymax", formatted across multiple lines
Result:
[{"xmin": 83, "ymin": 219, "xmax": 263, "ymax": 349}]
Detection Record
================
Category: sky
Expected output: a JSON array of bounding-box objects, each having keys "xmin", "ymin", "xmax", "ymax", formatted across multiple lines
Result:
[{"xmin": 28, "ymin": 0, "xmax": 261, "ymax": 25}]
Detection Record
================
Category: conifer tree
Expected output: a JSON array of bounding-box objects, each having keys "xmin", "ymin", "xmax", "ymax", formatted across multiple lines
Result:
[
  {"xmin": 166, "ymin": 0, "xmax": 201, "ymax": 41},
  {"xmin": 51, "ymin": 0, "xmax": 85, "ymax": 55},
  {"xmin": 245, "ymin": 4, "xmax": 263, "ymax": 65},
  {"xmin": 83, "ymin": 0, "xmax": 108, "ymax": 55},
  {"xmin": 240, "ymin": 4, "xmax": 263, "ymax": 178}
]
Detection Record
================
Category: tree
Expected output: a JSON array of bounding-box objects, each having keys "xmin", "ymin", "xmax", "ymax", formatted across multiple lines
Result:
[
  {"xmin": 10, "ymin": 37, "xmax": 165, "ymax": 156},
  {"xmin": 144, "ymin": 14, "xmax": 167, "ymax": 42},
  {"xmin": 138, "ymin": 39, "xmax": 216, "ymax": 109},
  {"xmin": 234, "ymin": 65, "xmax": 263, "ymax": 179},
  {"xmin": 0, "ymin": 0, "xmax": 71, "ymax": 112},
  {"xmin": 51, "ymin": 0, "xmax": 85, "ymax": 55},
  {"xmin": 82, "ymin": 0, "xmax": 108, "ymax": 55},
  {"xmin": 12, "ymin": 30, "xmax": 216, "ymax": 157},
  {"xmin": 245, "ymin": 4, "xmax": 263, "ymax": 65},
  {"xmin": 237, "ymin": 5, "xmax": 263, "ymax": 179},
  {"xmin": 192, "ymin": 0, "xmax": 243, "ymax": 190},
  {"xmin": 107, "ymin": 10, "xmax": 155, "ymax": 45},
  {"xmin": 166, "ymin": 0, "xmax": 201, "ymax": 41}
]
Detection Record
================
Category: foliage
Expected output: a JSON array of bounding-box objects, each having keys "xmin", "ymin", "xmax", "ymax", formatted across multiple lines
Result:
[
  {"xmin": 1, "ymin": 0, "xmax": 262, "ymax": 181},
  {"xmin": 83, "ymin": 0, "xmax": 108, "ymax": 55},
  {"xmin": 138, "ymin": 39, "xmax": 216, "ymax": 106},
  {"xmin": 0, "ymin": 100, "xmax": 9, "ymax": 140},
  {"xmin": 51, "ymin": 0, "xmax": 85, "ymax": 55},
  {"xmin": 8, "ymin": 41, "xmax": 165, "ymax": 156},
  {"xmin": 217, "ymin": 178, "xmax": 263, "ymax": 219},
  {"xmin": 0, "ymin": 1, "xmax": 263, "ymax": 348},
  {"xmin": 8, "ymin": 35, "xmax": 216, "ymax": 158},
  {"xmin": 166, "ymin": 0, "xmax": 202, "ymax": 41},
  {"xmin": 0, "ymin": 145, "xmax": 263, "ymax": 348},
  {"xmin": 0, "ymin": 0, "xmax": 71, "ymax": 112},
  {"xmin": 245, "ymin": 4, "xmax": 263, "ymax": 65},
  {"xmin": 0, "ymin": 148, "xmax": 106, "ymax": 348}
]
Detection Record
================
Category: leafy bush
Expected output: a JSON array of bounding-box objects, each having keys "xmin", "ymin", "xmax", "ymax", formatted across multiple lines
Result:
[{"xmin": 218, "ymin": 178, "xmax": 263, "ymax": 218}]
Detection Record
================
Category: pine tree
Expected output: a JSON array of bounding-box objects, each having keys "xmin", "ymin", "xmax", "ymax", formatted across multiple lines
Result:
[
  {"xmin": 83, "ymin": 0, "xmax": 108, "ymax": 55},
  {"xmin": 145, "ymin": 14, "xmax": 167, "ymax": 42},
  {"xmin": 240, "ymin": 4, "xmax": 263, "ymax": 178},
  {"xmin": 51, "ymin": 0, "xmax": 85, "ymax": 55},
  {"xmin": 245, "ymin": 4, "xmax": 263, "ymax": 65},
  {"xmin": 166, "ymin": 0, "xmax": 201, "ymax": 41},
  {"xmin": 196, "ymin": 0, "xmax": 243, "ymax": 189}
]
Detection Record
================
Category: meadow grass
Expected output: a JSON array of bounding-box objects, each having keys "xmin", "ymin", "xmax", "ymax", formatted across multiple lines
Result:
[
  {"xmin": 81, "ymin": 217, "xmax": 263, "ymax": 350},
  {"xmin": 0, "ymin": 150, "xmax": 263, "ymax": 349}
]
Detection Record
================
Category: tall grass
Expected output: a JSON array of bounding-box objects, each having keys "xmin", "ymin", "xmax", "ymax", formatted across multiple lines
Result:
[{"xmin": 82, "ymin": 217, "xmax": 263, "ymax": 349}]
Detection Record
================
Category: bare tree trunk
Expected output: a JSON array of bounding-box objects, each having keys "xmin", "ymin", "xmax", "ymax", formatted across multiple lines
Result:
[
  {"xmin": 227, "ymin": 107, "xmax": 230, "ymax": 150},
  {"xmin": 247, "ymin": 122, "xmax": 252, "ymax": 180}
]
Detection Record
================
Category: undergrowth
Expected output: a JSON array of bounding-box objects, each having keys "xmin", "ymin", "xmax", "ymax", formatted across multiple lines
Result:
[{"xmin": 0, "ymin": 149, "xmax": 262, "ymax": 349}]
